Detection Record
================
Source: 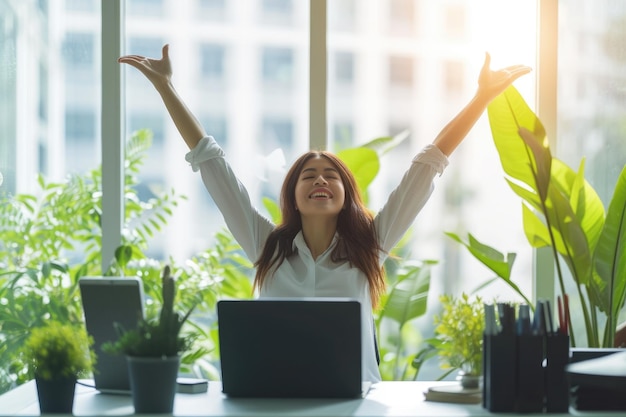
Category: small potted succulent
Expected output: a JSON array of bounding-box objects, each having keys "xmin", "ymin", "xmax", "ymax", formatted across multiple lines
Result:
[
  {"xmin": 103, "ymin": 265, "xmax": 196, "ymax": 414},
  {"xmin": 23, "ymin": 321, "xmax": 96, "ymax": 413}
]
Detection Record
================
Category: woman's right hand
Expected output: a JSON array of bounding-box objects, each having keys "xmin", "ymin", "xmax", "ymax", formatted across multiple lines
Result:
[{"xmin": 118, "ymin": 44, "xmax": 172, "ymax": 90}]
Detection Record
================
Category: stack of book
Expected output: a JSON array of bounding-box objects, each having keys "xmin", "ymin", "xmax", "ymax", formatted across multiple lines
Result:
[{"xmin": 423, "ymin": 384, "xmax": 482, "ymax": 404}]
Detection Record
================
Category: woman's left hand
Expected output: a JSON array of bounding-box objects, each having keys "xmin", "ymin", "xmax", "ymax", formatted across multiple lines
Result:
[{"xmin": 477, "ymin": 52, "xmax": 532, "ymax": 102}]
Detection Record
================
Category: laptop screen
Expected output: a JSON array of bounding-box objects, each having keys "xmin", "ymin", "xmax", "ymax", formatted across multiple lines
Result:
[
  {"xmin": 217, "ymin": 298, "xmax": 362, "ymax": 398},
  {"xmin": 79, "ymin": 277, "xmax": 145, "ymax": 393}
]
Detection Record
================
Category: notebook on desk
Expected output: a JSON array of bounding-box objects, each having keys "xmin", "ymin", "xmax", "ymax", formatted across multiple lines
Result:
[
  {"xmin": 217, "ymin": 298, "xmax": 369, "ymax": 398},
  {"xmin": 79, "ymin": 277, "xmax": 145, "ymax": 394}
]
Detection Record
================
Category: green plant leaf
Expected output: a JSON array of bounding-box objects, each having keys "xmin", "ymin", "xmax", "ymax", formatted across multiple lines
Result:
[
  {"xmin": 595, "ymin": 165, "xmax": 626, "ymax": 320},
  {"xmin": 360, "ymin": 129, "xmax": 410, "ymax": 156},
  {"xmin": 381, "ymin": 261, "xmax": 433, "ymax": 326},
  {"xmin": 518, "ymin": 127, "xmax": 552, "ymax": 202},
  {"xmin": 262, "ymin": 197, "xmax": 281, "ymax": 224},
  {"xmin": 445, "ymin": 232, "xmax": 514, "ymax": 280},
  {"xmin": 337, "ymin": 147, "xmax": 379, "ymax": 193},
  {"xmin": 521, "ymin": 202, "xmax": 551, "ymax": 248},
  {"xmin": 114, "ymin": 245, "xmax": 134, "ymax": 269},
  {"xmin": 487, "ymin": 86, "xmax": 547, "ymax": 191},
  {"xmin": 445, "ymin": 232, "xmax": 532, "ymax": 307}
]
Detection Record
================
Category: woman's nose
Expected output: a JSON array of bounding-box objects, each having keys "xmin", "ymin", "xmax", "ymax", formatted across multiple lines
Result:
[{"xmin": 314, "ymin": 175, "xmax": 328, "ymax": 185}]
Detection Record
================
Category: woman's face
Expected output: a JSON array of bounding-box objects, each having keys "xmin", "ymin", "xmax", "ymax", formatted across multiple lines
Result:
[{"xmin": 294, "ymin": 156, "xmax": 346, "ymax": 219}]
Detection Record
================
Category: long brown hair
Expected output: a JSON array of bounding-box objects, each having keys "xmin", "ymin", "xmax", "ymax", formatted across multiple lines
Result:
[{"xmin": 253, "ymin": 151, "xmax": 386, "ymax": 308}]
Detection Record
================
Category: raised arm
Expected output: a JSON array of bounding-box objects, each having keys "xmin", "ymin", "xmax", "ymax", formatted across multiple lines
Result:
[
  {"xmin": 118, "ymin": 44, "xmax": 206, "ymax": 150},
  {"xmin": 432, "ymin": 53, "xmax": 531, "ymax": 156}
]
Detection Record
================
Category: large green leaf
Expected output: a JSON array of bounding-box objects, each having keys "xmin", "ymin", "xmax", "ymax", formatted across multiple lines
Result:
[
  {"xmin": 487, "ymin": 86, "xmax": 547, "ymax": 190},
  {"xmin": 360, "ymin": 130, "xmax": 410, "ymax": 156},
  {"xmin": 381, "ymin": 261, "xmax": 433, "ymax": 326},
  {"xmin": 521, "ymin": 203, "xmax": 551, "ymax": 248},
  {"xmin": 551, "ymin": 158, "xmax": 605, "ymax": 253},
  {"xmin": 445, "ymin": 232, "xmax": 514, "ymax": 280},
  {"xmin": 445, "ymin": 232, "xmax": 531, "ymax": 306},
  {"xmin": 595, "ymin": 165, "xmax": 626, "ymax": 318},
  {"xmin": 337, "ymin": 147, "xmax": 380, "ymax": 193}
]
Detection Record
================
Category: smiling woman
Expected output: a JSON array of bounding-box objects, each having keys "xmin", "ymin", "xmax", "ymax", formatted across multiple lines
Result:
[{"xmin": 294, "ymin": 156, "xmax": 346, "ymax": 220}]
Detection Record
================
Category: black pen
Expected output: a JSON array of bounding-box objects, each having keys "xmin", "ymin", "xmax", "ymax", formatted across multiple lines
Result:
[{"xmin": 517, "ymin": 304, "xmax": 531, "ymax": 335}]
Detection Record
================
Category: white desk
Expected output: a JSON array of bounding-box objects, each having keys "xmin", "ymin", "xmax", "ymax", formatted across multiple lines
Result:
[{"xmin": 0, "ymin": 380, "xmax": 620, "ymax": 417}]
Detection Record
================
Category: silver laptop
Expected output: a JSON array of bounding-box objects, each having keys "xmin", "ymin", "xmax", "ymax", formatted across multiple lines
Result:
[
  {"xmin": 79, "ymin": 277, "xmax": 145, "ymax": 394},
  {"xmin": 217, "ymin": 298, "xmax": 368, "ymax": 398}
]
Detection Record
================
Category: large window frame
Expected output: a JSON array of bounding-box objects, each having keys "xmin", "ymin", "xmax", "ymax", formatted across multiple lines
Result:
[{"xmin": 101, "ymin": 0, "xmax": 557, "ymax": 299}]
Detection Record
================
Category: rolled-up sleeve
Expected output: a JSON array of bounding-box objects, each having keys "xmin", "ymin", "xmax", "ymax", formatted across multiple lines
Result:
[
  {"xmin": 185, "ymin": 136, "xmax": 226, "ymax": 172},
  {"xmin": 375, "ymin": 144, "xmax": 449, "ymax": 254},
  {"xmin": 185, "ymin": 136, "xmax": 274, "ymax": 261}
]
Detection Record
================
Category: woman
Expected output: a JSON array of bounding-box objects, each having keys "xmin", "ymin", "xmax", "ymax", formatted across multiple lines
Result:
[{"xmin": 119, "ymin": 45, "xmax": 530, "ymax": 382}]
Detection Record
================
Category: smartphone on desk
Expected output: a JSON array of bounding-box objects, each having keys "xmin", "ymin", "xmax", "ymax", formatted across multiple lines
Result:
[{"xmin": 177, "ymin": 377, "xmax": 209, "ymax": 394}]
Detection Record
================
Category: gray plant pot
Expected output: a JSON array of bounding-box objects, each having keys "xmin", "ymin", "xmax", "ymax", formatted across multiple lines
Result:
[
  {"xmin": 35, "ymin": 376, "xmax": 76, "ymax": 414},
  {"xmin": 127, "ymin": 355, "xmax": 180, "ymax": 414}
]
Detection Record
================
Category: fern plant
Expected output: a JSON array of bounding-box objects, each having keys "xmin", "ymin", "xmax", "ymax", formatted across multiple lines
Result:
[{"xmin": 0, "ymin": 130, "xmax": 185, "ymax": 391}]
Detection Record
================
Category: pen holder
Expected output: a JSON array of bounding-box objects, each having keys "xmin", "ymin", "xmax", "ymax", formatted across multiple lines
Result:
[
  {"xmin": 545, "ymin": 333, "xmax": 570, "ymax": 412},
  {"xmin": 516, "ymin": 334, "xmax": 545, "ymax": 413},
  {"xmin": 483, "ymin": 331, "xmax": 516, "ymax": 412}
]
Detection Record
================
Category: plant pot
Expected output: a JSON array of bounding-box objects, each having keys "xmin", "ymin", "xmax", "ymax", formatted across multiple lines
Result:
[
  {"xmin": 35, "ymin": 375, "xmax": 76, "ymax": 414},
  {"xmin": 127, "ymin": 355, "xmax": 180, "ymax": 414},
  {"xmin": 457, "ymin": 370, "xmax": 482, "ymax": 389}
]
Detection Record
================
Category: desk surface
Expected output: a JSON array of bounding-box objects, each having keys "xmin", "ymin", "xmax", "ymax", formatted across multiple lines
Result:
[{"xmin": 0, "ymin": 380, "xmax": 620, "ymax": 417}]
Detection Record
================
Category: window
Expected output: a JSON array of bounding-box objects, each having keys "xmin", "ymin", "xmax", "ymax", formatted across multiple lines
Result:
[
  {"xmin": 443, "ymin": 4, "xmax": 466, "ymax": 40},
  {"xmin": 262, "ymin": 47, "xmax": 295, "ymax": 84},
  {"xmin": 388, "ymin": 55, "xmax": 414, "ymax": 87},
  {"xmin": 129, "ymin": 113, "xmax": 165, "ymax": 145},
  {"xmin": 127, "ymin": 0, "xmax": 164, "ymax": 17},
  {"xmin": 200, "ymin": 43, "xmax": 226, "ymax": 81},
  {"xmin": 261, "ymin": 117, "xmax": 294, "ymax": 158},
  {"xmin": 62, "ymin": 32, "xmax": 95, "ymax": 71},
  {"xmin": 329, "ymin": 0, "xmax": 356, "ymax": 32},
  {"xmin": 388, "ymin": 0, "xmax": 415, "ymax": 36},
  {"xmin": 65, "ymin": 0, "xmax": 97, "ymax": 12},
  {"xmin": 197, "ymin": 0, "xmax": 226, "ymax": 21},
  {"xmin": 334, "ymin": 51, "xmax": 355, "ymax": 84},
  {"xmin": 127, "ymin": 37, "xmax": 164, "ymax": 57},
  {"xmin": 199, "ymin": 115, "xmax": 228, "ymax": 149},
  {"xmin": 65, "ymin": 110, "xmax": 96, "ymax": 143},
  {"xmin": 260, "ymin": 0, "xmax": 294, "ymax": 26},
  {"xmin": 443, "ymin": 60, "xmax": 464, "ymax": 96},
  {"xmin": 332, "ymin": 121, "xmax": 354, "ymax": 150}
]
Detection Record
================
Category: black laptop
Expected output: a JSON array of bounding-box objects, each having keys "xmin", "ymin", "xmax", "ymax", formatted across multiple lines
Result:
[
  {"xmin": 79, "ymin": 277, "xmax": 145, "ymax": 394},
  {"xmin": 217, "ymin": 298, "xmax": 365, "ymax": 398}
]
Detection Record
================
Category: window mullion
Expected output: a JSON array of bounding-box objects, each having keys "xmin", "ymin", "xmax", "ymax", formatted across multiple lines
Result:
[
  {"xmin": 533, "ymin": 0, "xmax": 559, "ymax": 303},
  {"xmin": 309, "ymin": 0, "xmax": 327, "ymax": 150},
  {"xmin": 101, "ymin": 0, "xmax": 124, "ymax": 273}
]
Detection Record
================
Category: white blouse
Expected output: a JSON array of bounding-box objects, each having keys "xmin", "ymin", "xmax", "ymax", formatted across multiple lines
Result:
[{"xmin": 186, "ymin": 136, "xmax": 449, "ymax": 383}]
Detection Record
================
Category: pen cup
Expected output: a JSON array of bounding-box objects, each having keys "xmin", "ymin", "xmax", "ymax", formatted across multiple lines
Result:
[
  {"xmin": 516, "ymin": 334, "xmax": 545, "ymax": 413},
  {"xmin": 545, "ymin": 333, "xmax": 570, "ymax": 412},
  {"xmin": 483, "ymin": 331, "xmax": 516, "ymax": 412}
]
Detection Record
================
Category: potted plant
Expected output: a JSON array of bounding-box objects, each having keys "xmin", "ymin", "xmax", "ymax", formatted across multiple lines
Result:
[
  {"xmin": 448, "ymin": 85, "xmax": 625, "ymax": 348},
  {"xmin": 23, "ymin": 321, "xmax": 96, "ymax": 414},
  {"xmin": 413, "ymin": 294, "xmax": 485, "ymax": 388},
  {"xmin": 103, "ymin": 265, "xmax": 197, "ymax": 414}
]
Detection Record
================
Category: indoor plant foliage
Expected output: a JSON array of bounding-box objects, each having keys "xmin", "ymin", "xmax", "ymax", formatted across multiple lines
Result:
[
  {"xmin": 104, "ymin": 265, "xmax": 197, "ymax": 358},
  {"xmin": 483, "ymin": 85, "xmax": 626, "ymax": 347},
  {"xmin": 103, "ymin": 265, "xmax": 199, "ymax": 413},
  {"xmin": 430, "ymin": 293, "xmax": 484, "ymax": 379},
  {"xmin": 24, "ymin": 321, "xmax": 95, "ymax": 381},
  {"xmin": 23, "ymin": 321, "xmax": 96, "ymax": 413}
]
